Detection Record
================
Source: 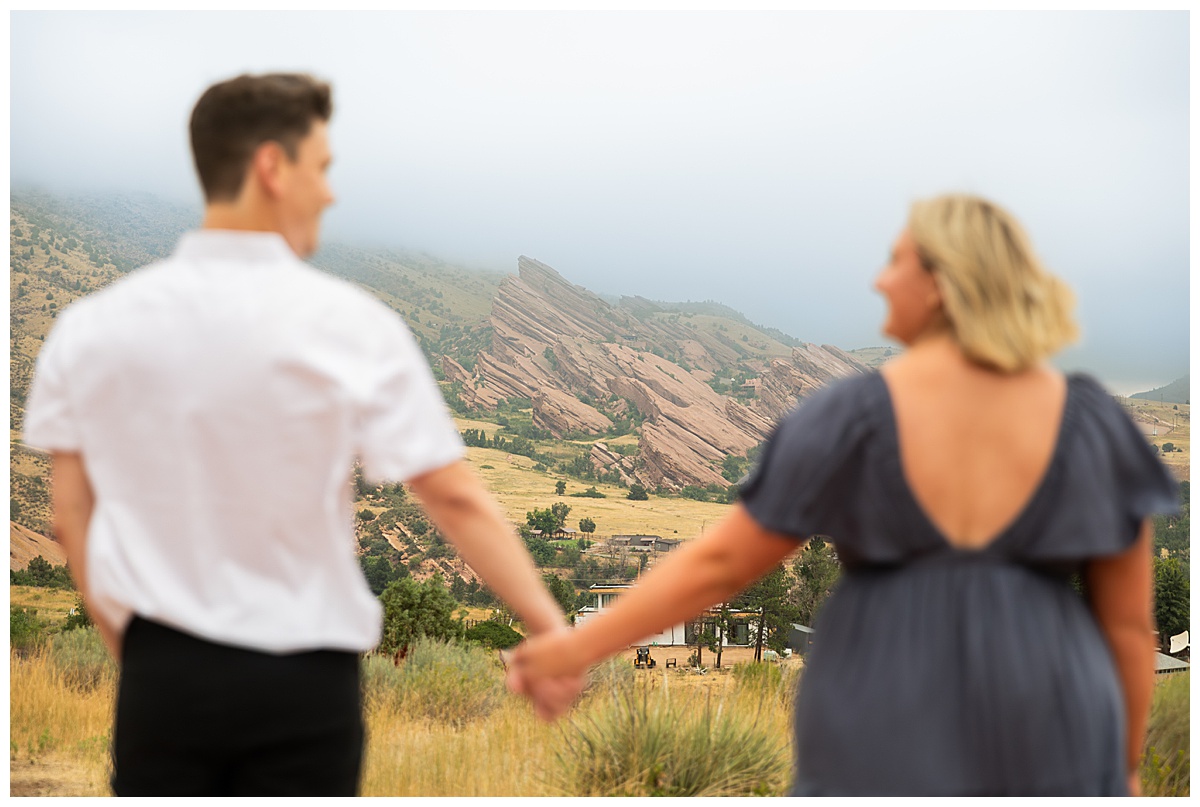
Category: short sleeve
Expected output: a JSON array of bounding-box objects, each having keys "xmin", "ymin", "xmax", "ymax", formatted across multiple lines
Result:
[
  {"xmin": 356, "ymin": 308, "xmax": 465, "ymax": 483},
  {"xmin": 739, "ymin": 373, "xmax": 876, "ymax": 541},
  {"xmin": 23, "ymin": 310, "xmax": 84, "ymax": 452},
  {"xmin": 1028, "ymin": 375, "xmax": 1180, "ymax": 560},
  {"xmin": 1081, "ymin": 377, "xmax": 1179, "ymax": 534}
]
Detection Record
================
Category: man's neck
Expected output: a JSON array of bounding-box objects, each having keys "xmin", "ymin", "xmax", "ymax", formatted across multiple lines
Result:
[{"xmin": 202, "ymin": 202, "xmax": 279, "ymax": 235}]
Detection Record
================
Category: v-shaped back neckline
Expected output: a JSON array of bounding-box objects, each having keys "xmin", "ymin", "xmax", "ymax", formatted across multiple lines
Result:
[{"xmin": 876, "ymin": 371, "xmax": 1078, "ymax": 555}]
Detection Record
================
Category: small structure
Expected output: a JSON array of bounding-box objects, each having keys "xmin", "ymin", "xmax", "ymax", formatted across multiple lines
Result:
[
  {"xmin": 610, "ymin": 534, "xmax": 679, "ymax": 553},
  {"xmin": 787, "ymin": 624, "xmax": 816, "ymax": 658},
  {"xmin": 1155, "ymin": 652, "xmax": 1189, "ymax": 675},
  {"xmin": 576, "ymin": 584, "xmax": 755, "ymax": 648}
]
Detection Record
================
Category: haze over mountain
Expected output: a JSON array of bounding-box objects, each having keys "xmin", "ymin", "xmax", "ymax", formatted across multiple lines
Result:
[
  {"xmin": 10, "ymin": 12, "xmax": 1188, "ymax": 397},
  {"xmin": 1131, "ymin": 376, "xmax": 1190, "ymax": 406}
]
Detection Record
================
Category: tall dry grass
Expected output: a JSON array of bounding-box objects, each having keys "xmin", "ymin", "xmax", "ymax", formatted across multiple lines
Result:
[
  {"xmin": 10, "ymin": 629, "xmax": 1191, "ymax": 797},
  {"xmin": 1141, "ymin": 671, "xmax": 1190, "ymax": 797},
  {"xmin": 9, "ymin": 641, "xmax": 115, "ymax": 795}
]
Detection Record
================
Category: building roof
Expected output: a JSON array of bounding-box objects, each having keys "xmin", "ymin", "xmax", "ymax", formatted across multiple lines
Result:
[{"xmin": 1155, "ymin": 652, "xmax": 1190, "ymax": 674}]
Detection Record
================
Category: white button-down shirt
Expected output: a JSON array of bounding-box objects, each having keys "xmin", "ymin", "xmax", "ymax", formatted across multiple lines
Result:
[{"xmin": 23, "ymin": 230, "xmax": 464, "ymax": 653}]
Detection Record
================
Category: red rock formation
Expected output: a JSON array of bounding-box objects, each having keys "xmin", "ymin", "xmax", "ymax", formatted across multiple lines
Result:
[{"xmin": 460, "ymin": 256, "xmax": 868, "ymax": 489}]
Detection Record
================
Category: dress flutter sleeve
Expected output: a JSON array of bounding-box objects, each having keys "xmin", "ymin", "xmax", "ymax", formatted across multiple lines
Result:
[
  {"xmin": 739, "ymin": 373, "xmax": 877, "ymax": 541},
  {"xmin": 1026, "ymin": 374, "xmax": 1181, "ymax": 561}
]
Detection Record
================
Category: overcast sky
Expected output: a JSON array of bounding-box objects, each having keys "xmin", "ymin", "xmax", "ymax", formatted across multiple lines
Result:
[{"xmin": 9, "ymin": 10, "xmax": 1190, "ymax": 395}]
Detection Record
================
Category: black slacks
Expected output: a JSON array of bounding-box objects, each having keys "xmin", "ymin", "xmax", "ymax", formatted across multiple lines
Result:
[{"xmin": 112, "ymin": 616, "xmax": 364, "ymax": 796}]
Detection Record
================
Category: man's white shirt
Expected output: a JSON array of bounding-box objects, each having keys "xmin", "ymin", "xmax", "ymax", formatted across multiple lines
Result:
[{"xmin": 23, "ymin": 230, "xmax": 465, "ymax": 653}]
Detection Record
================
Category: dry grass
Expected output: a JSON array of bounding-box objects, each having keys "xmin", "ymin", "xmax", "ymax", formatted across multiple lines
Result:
[
  {"xmin": 9, "ymin": 649, "xmax": 114, "ymax": 796},
  {"xmin": 10, "ymin": 586, "xmax": 78, "ymax": 624},
  {"xmin": 361, "ymin": 696, "xmax": 559, "ymax": 796},
  {"xmin": 461, "ymin": 444, "xmax": 732, "ymax": 538}
]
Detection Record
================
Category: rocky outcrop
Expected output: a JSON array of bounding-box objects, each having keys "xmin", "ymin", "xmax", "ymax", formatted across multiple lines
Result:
[
  {"xmin": 532, "ymin": 388, "xmax": 613, "ymax": 437},
  {"xmin": 10, "ymin": 522, "xmax": 66, "ymax": 571},
  {"xmin": 589, "ymin": 442, "xmax": 637, "ymax": 486},
  {"xmin": 756, "ymin": 344, "xmax": 868, "ymax": 422},
  {"xmin": 454, "ymin": 255, "xmax": 869, "ymax": 489}
]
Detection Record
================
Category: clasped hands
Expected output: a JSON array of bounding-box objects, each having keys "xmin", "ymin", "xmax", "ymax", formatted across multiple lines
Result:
[{"xmin": 503, "ymin": 627, "xmax": 589, "ymax": 722}]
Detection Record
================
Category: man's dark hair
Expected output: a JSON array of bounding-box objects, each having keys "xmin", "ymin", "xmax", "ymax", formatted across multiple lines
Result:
[{"xmin": 189, "ymin": 73, "xmax": 332, "ymax": 203}]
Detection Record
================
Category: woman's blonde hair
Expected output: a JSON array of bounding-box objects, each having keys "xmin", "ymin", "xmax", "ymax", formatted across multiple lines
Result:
[{"xmin": 907, "ymin": 194, "xmax": 1078, "ymax": 372}]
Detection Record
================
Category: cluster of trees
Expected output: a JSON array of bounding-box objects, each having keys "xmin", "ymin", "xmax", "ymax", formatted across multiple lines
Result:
[
  {"xmin": 678, "ymin": 483, "xmax": 740, "ymax": 504},
  {"xmin": 459, "ymin": 428, "xmax": 552, "ymax": 465},
  {"xmin": 10, "ymin": 556, "xmax": 74, "ymax": 589},
  {"xmin": 1152, "ymin": 481, "xmax": 1189, "ymax": 640},
  {"xmin": 688, "ymin": 537, "xmax": 840, "ymax": 668}
]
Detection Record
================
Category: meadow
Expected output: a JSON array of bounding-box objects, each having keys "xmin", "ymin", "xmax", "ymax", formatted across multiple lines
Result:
[{"xmin": 9, "ymin": 626, "xmax": 1190, "ymax": 797}]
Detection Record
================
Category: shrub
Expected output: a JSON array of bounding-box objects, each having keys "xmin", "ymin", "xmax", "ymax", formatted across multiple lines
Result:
[
  {"xmin": 569, "ymin": 487, "xmax": 606, "ymax": 499},
  {"xmin": 10, "ymin": 606, "xmax": 45, "ymax": 652},
  {"xmin": 555, "ymin": 686, "xmax": 789, "ymax": 796},
  {"xmin": 584, "ymin": 657, "xmax": 636, "ymax": 695},
  {"xmin": 1141, "ymin": 672, "xmax": 1189, "ymax": 796},
  {"xmin": 63, "ymin": 594, "xmax": 93, "ymax": 631},
  {"xmin": 464, "ymin": 621, "xmax": 522, "ymax": 650},
  {"xmin": 379, "ymin": 637, "xmax": 506, "ymax": 728},
  {"xmin": 48, "ymin": 627, "xmax": 116, "ymax": 691},
  {"xmin": 730, "ymin": 661, "xmax": 801, "ymax": 707}
]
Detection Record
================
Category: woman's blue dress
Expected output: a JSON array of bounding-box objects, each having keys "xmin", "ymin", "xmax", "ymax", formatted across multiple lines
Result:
[{"xmin": 739, "ymin": 371, "xmax": 1179, "ymax": 796}]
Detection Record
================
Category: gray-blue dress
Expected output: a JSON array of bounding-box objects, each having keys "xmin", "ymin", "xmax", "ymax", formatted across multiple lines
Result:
[{"xmin": 739, "ymin": 371, "xmax": 1179, "ymax": 796}]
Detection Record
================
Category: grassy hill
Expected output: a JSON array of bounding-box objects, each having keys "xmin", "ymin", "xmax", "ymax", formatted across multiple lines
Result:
[
  {"xmin": 9, "ymin": 189, "xmax": 738, "ymax": 597},
  {"xmin": 1131, "ymin": 375, "xmax": 1190, "ymax": 405}
]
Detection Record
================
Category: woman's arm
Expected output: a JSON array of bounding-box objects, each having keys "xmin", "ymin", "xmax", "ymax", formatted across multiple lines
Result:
[
  {"xmin": 1084, "ymin": 518, "xmax": 1155, "ymax": 796},
  {"xmin": 510, "ymin": 504, "xmax": 800, "ymax": 683}
]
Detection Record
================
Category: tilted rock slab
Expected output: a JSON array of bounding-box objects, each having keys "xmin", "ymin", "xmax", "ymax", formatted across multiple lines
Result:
[{"xmin": 457, "ymin": 255, "xmax": 868, "ymax": 489}]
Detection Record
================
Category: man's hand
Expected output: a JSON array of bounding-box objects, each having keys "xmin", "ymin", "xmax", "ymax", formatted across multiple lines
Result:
[{"xmin": 504, "ymin": 629, "xmax": 589, "ymax": 722}]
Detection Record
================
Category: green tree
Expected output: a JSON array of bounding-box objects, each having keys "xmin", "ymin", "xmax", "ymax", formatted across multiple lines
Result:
[
  {"xmin": 555, "ymin": 480, "xmax": 567, "ymax": 495},
  {"xmin": 579, "ymin": 517, "xmax": 596, "ymax": 534},
  {"xmin": 551, "ymin": 502, "xmax": 572, "ymax": 529},
  {"xmin": 1153, "ymin": 555, "xmax": 1190, "ymax": 640},
  {"xmin": 360, "ymin": 555, "xmax": 407, "ymax": 596},
  {"xmin": 526, "ymin": 507, "xmax": 558, "ymax": 534},
  {"xmin": 627, "ymin": 483, "xmax": 649, "ymax": 501},
  {"xmin": 690, "ymin": 620, "xmax": 719, "ymax": 669},
  {"xmin": 791, "ymin": 536, "xmax": 841, "ymax": 626},
  {"xmin": 378, "ymin": 575, "xmax": 464, "ymax": 657},
  {"xmin": 63, "ymin": 593, "xmax": 92, "ymax": 631},
  {"xmin": 736, "ymin": 564, "xmax": 800, "ymax": 660},
  {"xmin": 542, "ymin": 572, "xmax": 575, "ymax": 614},
  {"xmin": 523, "ymin": 534, "xmax": 557, "ymax": 566}
]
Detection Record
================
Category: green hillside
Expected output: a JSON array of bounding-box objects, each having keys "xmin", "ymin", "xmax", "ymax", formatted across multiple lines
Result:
[{"xmin": 1131, "ymin": 375, "xmax": 1190, "ymax": 405}]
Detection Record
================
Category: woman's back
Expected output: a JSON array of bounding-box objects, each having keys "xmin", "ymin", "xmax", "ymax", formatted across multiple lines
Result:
[{"xmin": 882, "ymin": 335, "xmax": 1067, "ymax": 550}]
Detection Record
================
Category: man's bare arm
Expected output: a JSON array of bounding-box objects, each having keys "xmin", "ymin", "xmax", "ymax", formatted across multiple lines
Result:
[
  {"xmin": 406, "ymin": 460, "xmax": 568, "ymax": 637},
  {"xmin": 50, "ymin": 452, "xmax": 121, "ymax": 659}
]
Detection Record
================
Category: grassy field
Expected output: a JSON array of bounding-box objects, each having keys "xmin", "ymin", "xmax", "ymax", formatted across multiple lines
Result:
[
  {"xmin": 10, "ymin": 628, "xmax": 1189, "ymax": 797},
  {"xmin": 461, "ymin": 443, "xmax": 732, "ymax": 538},
  {"xmin": 10, "ymin": 633, "xmax": 796, "ymax": 797},
  {"xmin": 10, "ymin": 587, "xmax": 79, "ymax": 625}
]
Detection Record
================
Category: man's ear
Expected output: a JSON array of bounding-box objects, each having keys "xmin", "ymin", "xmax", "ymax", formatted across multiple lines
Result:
[{"xmin": 251, "ymin": 141, "xmax": 287, "ymax": 199}]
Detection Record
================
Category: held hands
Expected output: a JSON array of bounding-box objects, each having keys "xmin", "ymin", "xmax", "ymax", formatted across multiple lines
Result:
[{"xmin": 503, "ymin": 628, "xmax": 589, "ymax": 722}]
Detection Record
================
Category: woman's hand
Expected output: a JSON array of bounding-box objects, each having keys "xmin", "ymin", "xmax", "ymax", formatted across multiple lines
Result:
[{"xmin": 504, "ymin": 629, "xmax": 589, "ymax": 722}]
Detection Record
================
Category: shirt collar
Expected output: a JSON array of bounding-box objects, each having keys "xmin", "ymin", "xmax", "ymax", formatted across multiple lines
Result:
[{"xmin": 173, "ymin": 230, "xmax": 297, "ymax": 263}]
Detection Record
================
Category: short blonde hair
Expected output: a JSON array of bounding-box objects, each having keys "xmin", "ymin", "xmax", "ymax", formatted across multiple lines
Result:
[{"xmin": 908, "ymin": 194, "xmax": 1078, "ymax": 372}]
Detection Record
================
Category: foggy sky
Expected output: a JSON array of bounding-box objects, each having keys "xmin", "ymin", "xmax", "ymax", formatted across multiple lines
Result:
[{"xmin": 9, "ymin": 10, "xmax": 1190, "ymax": 395}]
